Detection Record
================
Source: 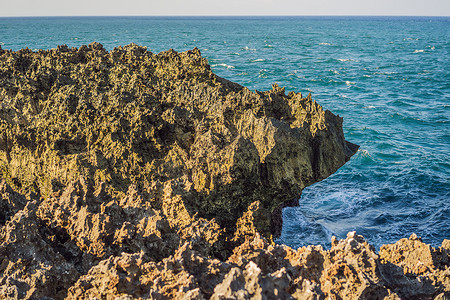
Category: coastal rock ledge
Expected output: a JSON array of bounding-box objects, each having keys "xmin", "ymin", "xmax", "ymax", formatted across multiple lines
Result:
[{"xmin": 0, "ymin": 43, "xmax": 447, "ymax": 299}]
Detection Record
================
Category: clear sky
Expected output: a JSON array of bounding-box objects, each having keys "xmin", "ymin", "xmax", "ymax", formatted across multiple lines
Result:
[{"xmin": 1, "ymin": 0, "xmax": 449, "ymax": 17}]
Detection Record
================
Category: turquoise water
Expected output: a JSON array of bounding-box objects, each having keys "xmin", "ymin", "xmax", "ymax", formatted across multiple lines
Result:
[{"xmin": 1, "ymin": 16, "xmax": 449, "ymax": 249}]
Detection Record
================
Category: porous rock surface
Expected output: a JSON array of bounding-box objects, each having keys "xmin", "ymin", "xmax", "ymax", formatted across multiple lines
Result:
[{"xmin": 0, "ymin": 43, "xmax": 448, "ymax": 299}]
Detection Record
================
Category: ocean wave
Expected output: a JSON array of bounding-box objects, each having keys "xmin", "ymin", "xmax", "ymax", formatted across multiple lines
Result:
[
  {"xmin": 345, "ymin": 81, "xmax": 356, "ymax": 86},
  {"xmin": 356, "ymin": 148, "xmax": 372, "ymax": 158},
  {"xmin": 387, "ymin": 99, "xmax": 415, "ymax": 107},
  {"xmin": 250, "ymin": 58, "xmax": 265, "ymax": 62},
  {"xmin": 319, "ymin": 42, "xmax": 332, "ymax": 45},
  {"xmin": 277, "ymin": 208, "xmax": 334, "ymax": 248},
  {"xmin": 242, "ymin": 46, "xmax": 256, "ymax": 51},
  {"xmin": 258, "ymin": 69, "xmax": 268, "ymax": 78},
  {"xmin": 414, "ymin": 49, "xmax": 425, "ymax": 53},
  {"xmin": 337, "ymin": 58, "xmax": 359, "ymax": 62},
  {"xmin": 373, "ymin": 71, "xmax": 398, "ymax": 75},
  {"xmin": 211, "ymin": 63, "xmax": 235, "ymax": 69}
]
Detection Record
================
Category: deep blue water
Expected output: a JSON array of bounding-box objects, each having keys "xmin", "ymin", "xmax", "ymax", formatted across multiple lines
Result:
[{"xmin": 1, "ymin": 16, "xmax": 449, "ymax": 250}]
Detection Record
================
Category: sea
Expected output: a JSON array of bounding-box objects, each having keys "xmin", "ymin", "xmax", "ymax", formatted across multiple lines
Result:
[{"xmin": 0, "ymin": 16, "xmax": 449, "ymax": 250}]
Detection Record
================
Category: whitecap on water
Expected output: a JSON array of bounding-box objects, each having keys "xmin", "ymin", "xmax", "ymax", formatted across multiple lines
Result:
[
  {"xmin": 319, "ymin": 42, "xmax": 332, "ymax": 45},
  {"xmin": 414, "ymin": 50, "xmax": 425, "ymax": 53},
  {"xmin": 211, "ymin": 63, "xmax": 235, "ymax": 69},
  {"xmin": 242, "ymin": 46, "xmax": 256, "ymax": 51},
  {"xmin": 337, "ymin": 58, "xmax": 358, "ymax": 62},
  {"xmin": 373, "ymin": 71, "xmax": 397, "ymax": 75},
  {"xmin": 258, "ymin": 69, "xmax": 268, "ymax": 78},
  {"xmin": 357, "ymin": 149, "xmax": 371, "ymax": 157},
  {"xmin": 251, "ymin": 58, "xmax": 265, "ymax": 62},
  {"xmin": 345, "ymin": 81, "xmax": 356, "ymax": 86}
]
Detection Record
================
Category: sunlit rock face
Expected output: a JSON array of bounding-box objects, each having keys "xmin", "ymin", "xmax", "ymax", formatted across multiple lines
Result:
[{"xmin": 0, "ymin": 42, "xmax": 357, "ymax": 240}]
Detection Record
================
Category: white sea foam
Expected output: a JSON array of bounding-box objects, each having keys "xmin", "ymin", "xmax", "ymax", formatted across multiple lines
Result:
[
  {"xmin": 243, "ymin": 46, "xmax": 256, "ymax": 51},
  {"xmin": 251, "ymin": 59, "xmax": 265, "ymax": 62},
  {"xmin": 211, "ymin": 63, "xmax": 235, "ymax": 69},
  {"xmin": 414, "ymin": 50, "xmax": 425, "ymax": 53},
  {"xmin": 357, "ymin": 149, "xmax": 373, "ymax": 158},
  {"xmin": 365, "ymin": 105, "xmax": 376, "ymax": 109},
  {"xmin": 373, "ymin": 71, "xmax": 397, "ymax": 75},
  {"xmin": 319, "ymin": 42, "xmax": 332, "ymax": 45},
  {"xmin": 345, "ymin": 81, "xmax": 356, "ymax": 86},
  {"xmin": 337, "ymin": 58, "xmax": 358, "ymax": 62},
  {"xmin": 258, "ymin": 69, "xmax": 268, "ymax": 78}
]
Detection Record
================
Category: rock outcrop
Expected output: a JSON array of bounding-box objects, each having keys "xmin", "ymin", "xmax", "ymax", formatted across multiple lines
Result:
[
  {"xmin": 0, "ymin": 44, "xmax": 447, "ymax": 299},
  {"xmin": 0, "ymin": 42, "xmax": 357, "ymax": 240}
]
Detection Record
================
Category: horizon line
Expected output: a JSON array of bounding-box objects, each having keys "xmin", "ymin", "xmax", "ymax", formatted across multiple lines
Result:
[{"xmin": 1, "ymin": 14, "xmax": 449, "ymax": 18}]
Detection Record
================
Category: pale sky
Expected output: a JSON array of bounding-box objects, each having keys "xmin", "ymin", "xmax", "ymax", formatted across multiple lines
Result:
[{"xmin": 1, "ymin": 0, "xmax": 449, "ymax": 17}]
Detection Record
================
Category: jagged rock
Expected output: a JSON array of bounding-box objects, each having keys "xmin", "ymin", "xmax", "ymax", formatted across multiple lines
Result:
[
  {"xmin": 211, "ymin": 261, "xmax": 292, "ymax": 299},
  {"xmin": 0, "ymin": 180, "xmax": 27, "ymax": 226},
  {"xmin": 0, "ymin": 44, "xmax": 447, "ymax": 300},
  {"xmin": 0, "ymin": 183, "xmax": 448, "ymax": 298},
  {"xmin": 0, "ymin": 43, "xmax": 357, "ymax": 239},
  {"xmin": 379, "ymin": 234, "xmax": 450, "ymax": 298},
  {"xmin": 0, "ymin": 201, "xmax": 80, "ymax": 299},
  {"xmin": 66, "ymin": 242, "xmax": 232, "ymax": 299},
  {"xmin": 36, "ymin": 178, "xmax": 179, "ymax": 266}
]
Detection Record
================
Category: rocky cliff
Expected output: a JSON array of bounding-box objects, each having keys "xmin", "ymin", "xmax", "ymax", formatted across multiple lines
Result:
[{"xmin": 0, "ymin": 43, "xmax": 448, "ymax": 299}]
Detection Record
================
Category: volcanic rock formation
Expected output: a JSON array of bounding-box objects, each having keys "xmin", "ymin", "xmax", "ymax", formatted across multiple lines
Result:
[{"xmin": 0, "ymin": 43, "xmax": 448, "ymax": 299}]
